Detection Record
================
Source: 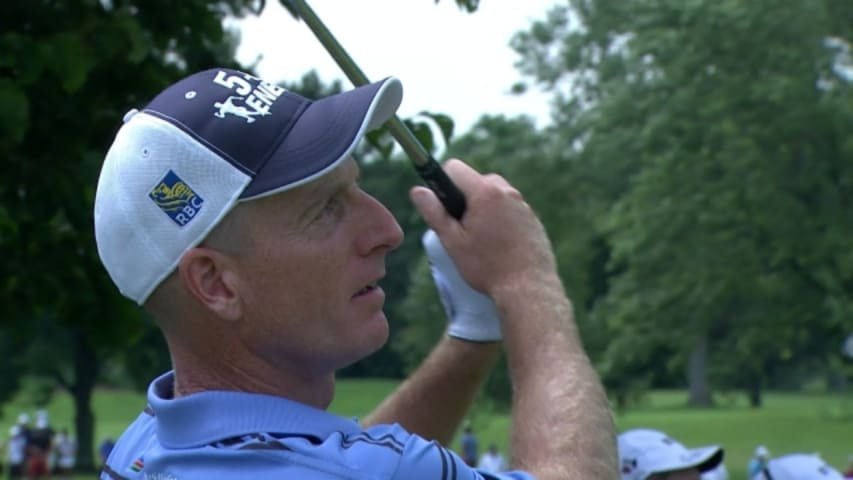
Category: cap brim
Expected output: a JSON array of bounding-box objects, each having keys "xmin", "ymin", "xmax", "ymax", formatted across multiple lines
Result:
[
  {"xmin": 240, "ymin": 76, "xmax": 402, "ymax": 199},
  {"xmin": 651, "ymin": 446, "xmax": 724, "ymax": 476},
  {"xmin": 693, "ymin": 446, "xmax": 724, "ymax": 472}
]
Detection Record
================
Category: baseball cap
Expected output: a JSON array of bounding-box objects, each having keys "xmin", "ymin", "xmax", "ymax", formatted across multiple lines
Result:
[
  {"xmin": 618, "ymin": 429, "xmax": 724, "ymax": 480},
  {"xmin": 94, "ymin": 68, "xmax": 402, "ymax": 304},
  {"xmin": 754, "ymin": 454, "xmax": 843, "ymax": 480}
]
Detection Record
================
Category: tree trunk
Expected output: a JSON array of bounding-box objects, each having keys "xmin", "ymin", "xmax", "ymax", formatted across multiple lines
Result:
[
  {"xmin": 748, "ymin": 377, "xmax": 763, "ymax": 408},
  {"xmin": 687, "ymin": 334, "xmax": 713, "ymax": 407},
  {"xmin": 70, "ymin": 328, "xmax": 99, "ymax": 473}
]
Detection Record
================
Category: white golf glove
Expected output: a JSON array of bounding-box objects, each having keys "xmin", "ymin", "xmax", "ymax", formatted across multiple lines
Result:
[{"xmin": 422, "ymin": 229, "xmax": 502, "ymax": 342}]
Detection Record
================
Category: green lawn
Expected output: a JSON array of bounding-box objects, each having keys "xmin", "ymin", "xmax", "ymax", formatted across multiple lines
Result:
[
  {"xmin": 612, "ymin": 390, "xmax": 852, "ymax": 480},
  {"xmin": 2, "ymin": 382, "xmax": 850, "ymax": 480}
]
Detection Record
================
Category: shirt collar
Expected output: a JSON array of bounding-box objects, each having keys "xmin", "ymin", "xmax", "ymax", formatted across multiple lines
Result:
[{"xmin": 147, "ymin": 371, "xmax": 361, "ymax": 448}]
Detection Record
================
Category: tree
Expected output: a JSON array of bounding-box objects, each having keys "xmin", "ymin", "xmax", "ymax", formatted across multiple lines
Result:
[
  {"xmin": 0, "ymin": 0, "xmax": 262, "ymax": 469},
  {"xmin": 512, "ymin": 0, "xmax": 853, "ymax": 406},
  {"xmin": 1, "ymin": 1, "xmax": 480, "ymax": 471}
]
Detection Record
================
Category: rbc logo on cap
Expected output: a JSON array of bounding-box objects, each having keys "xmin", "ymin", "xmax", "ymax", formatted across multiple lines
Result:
[{"xmin": 149, "ymin": 170, "xmax": 204, "ymax": 227}]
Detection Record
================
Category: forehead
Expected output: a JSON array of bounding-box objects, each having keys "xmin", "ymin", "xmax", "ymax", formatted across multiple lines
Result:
[
  {"xmin": 297, "ymin": 158, "xmax": 359, "ymax": 196},
  {"xmin": 243, "ymin": 158, "xmax": 359, "ymax": 210}
]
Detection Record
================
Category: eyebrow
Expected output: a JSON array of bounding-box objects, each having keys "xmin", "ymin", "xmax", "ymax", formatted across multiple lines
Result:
[{"xmin": 295, "ymin": 161, "xmax": 360, "ymax": 222}]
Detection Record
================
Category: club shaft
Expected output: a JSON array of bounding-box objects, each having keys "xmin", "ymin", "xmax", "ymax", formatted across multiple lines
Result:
[{"xmin": 286, "ymin": 0, "xmax": 466, "ymax": 219}]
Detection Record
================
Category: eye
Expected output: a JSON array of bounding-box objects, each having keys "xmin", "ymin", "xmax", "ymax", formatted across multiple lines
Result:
[{"xmin": 315, "ymin": 195, "xmax": 342, "ymax": 220}]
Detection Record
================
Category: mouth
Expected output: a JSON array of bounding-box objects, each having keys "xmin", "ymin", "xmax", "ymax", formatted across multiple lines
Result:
[{"xmin": 353, "ymin": 282, "xmax": 379, "ymax": 297}]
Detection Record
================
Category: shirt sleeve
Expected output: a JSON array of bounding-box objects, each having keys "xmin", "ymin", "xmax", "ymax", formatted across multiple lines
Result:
[{"xmin": 384, "ymin": 426, "xmax": 534, "ymax": 480}]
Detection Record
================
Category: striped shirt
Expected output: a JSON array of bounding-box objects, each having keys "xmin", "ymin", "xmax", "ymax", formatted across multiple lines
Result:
[{"xmin": 101, "ymin": 371, "xmax": 534, "ymax": 480}]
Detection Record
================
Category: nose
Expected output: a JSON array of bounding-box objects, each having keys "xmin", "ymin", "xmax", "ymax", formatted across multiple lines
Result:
[{"xmin": 355, "ymin": 190, "xmax": 404, "ymax": 256}]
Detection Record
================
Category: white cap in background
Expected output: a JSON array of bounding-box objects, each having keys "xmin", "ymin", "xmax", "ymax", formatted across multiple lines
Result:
[
  {"xmin": 618, "ymin": 429, "xmax": 724, "ymax": 480},
  {"xmin": 754, "ymin": 453, "xmax": 842, "ymax": 480}
]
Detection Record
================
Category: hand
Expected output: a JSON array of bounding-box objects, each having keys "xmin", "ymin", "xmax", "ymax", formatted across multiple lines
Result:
[
  {"xmin": 422, "ymin": 229, "xmax": 502, "ymax": 342},
  {"xmin": 410, "ymin": 159, "xmax": 557, "ymax": 297}
]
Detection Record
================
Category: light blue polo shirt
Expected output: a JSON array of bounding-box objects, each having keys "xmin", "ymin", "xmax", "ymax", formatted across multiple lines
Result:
[{"xmin": 101, "ymin": 371, "xmax": 535, "ymax": 480}]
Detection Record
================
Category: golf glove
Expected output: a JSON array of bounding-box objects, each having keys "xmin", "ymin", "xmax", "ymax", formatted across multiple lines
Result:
[{"xmin": 422, "ymin": 229, "xmax": 502, "ymax": 342}]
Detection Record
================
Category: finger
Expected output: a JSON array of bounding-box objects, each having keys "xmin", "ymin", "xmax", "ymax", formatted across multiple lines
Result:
[
  {"xmin": 443, "ymin": 159, "xmax": 486, "ymax": 195},
  {"xmin": 410, "ymin": 186, "xmax": 458, "ymax": 237}
]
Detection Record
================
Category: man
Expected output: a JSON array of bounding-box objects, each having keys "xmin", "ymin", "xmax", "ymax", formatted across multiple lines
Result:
[
  {"xmin": 701, "ymin": 463, "xmax": 729, "ymax": 480},
  {"xmin": 479, "ymin": 444, "xmax": 508, "ymax": 473},
  {"xmin": 97, "ymin": 437, "xmax": 114, "ymax": 472},
  {"xmin": 618, "ymin": 428, "xmax": 724, "ymax": 480},
  {"xmin": 751, "ymin": 453, "xmax": 844, "ymax": 480},
  {"xmin": 25, "ymin": 410, "xmax": 53, "ymax": 480},
  {"xmin": 460, "ymin": 424, "xmax": 479, "ymax": 466},
  {"xmin": 6, "ymin": 426, "xmax": 27, "ymax": 480},
  {"xmin": 93, "ymin": 67, "xmax": 617, "ymax": 479},
  {"xmin": 52, "ymin": 429, "xmax": 76, "ymax": 480},
  {"xmin": 748, "ymin": 446, "xmax": 771, "ymax": 478}
]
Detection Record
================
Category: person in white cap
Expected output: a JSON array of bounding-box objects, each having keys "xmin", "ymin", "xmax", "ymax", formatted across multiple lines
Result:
[
  {"xmin": 92, "ymin": 67, "xmax": 617, "ymax": 479},
  {"xmin": 618, "ymin": 428, "xmax": 724, "ymax": 480},
  {"xmin": 750, "ymin": 453, "xmax": 843, "ymax": 480},
  {"xmin": 701, "ymin": 462, "xmax": 729, "ymax": 480},
  {"xmin": 748, "ymin": 445, "xmax": 772, "ymax": 478},
  {"xmin": 6, "ymin": 426, "xmax": 27, "ymax": 480}
]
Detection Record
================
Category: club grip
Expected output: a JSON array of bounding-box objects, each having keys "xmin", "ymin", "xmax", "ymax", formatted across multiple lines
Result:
[{"xmin": 415, "ymin": 160, "xmax": 467, "ymax": 220}]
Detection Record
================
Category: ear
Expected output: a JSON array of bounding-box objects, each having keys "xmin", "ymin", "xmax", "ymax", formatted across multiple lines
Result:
[{"xmin": 178, "ymin": 247, "xmax": 242, "ymax": 322}]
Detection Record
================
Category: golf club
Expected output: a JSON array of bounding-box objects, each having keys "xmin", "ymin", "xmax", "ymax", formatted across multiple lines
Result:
[{"xmin": 281, "ymin": 0, "xmax": 467, "ymax": 220}]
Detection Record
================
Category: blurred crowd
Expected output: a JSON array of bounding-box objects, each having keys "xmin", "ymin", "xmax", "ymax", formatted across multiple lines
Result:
[
  {"xmin": 3, "ymin": 409, "xmax": 851, "ymax": 479},
  {"xmin": 458, "ymin": 425, "xmax": 853, "ymax": 480},
  {"xmin": 0, "ymin": 410, "xmax": 86, "ymax": 480}
]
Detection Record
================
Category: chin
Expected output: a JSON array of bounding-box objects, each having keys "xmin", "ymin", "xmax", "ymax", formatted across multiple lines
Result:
[
  {"xmin": 340, "ymin": 315, "xmax": 389, "ymax": 367},
  {"xmin": 363, "ymin": 314, "xmax": 390, "ymax": 353}
]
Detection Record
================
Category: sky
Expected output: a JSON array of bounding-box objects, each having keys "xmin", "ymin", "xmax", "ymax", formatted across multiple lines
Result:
[{"xmin": 230, "ymin": 0, "xmax": 560, "ymax": 135}]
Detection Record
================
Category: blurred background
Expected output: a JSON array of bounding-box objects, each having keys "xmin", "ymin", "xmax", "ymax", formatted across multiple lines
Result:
[{"xmin": 1, "ymin": 1, "xmax": 851, "ymax": 478}]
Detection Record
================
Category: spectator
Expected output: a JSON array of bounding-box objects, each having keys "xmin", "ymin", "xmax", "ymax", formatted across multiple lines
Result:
[
  {"xmin": 701, "ymin": 463, "xmax": 729, "ymax": 480},
  {"xmin": 14, "ymin": 414, "xmax": 31, "ymax": 446},
  {"xmin": 25, "ymin": 410, "xmax": 53, "ymax": 480},
  {"xmin": 478, "ymin": 444, "xmax": 507, "ymax": 473},
  {"xmin": 751, "ymin": 453, "xmax": 843, "ymax": 480},
  {"xmin": 748, "ymin": 445, "xmax": 771, "ymax": 479},
  {"xmin": 6, "ymin": 426, "xmax": 27, "ymax": 480},
  {"xmin": 98, "ymin": 438, "xmax": 115, "ymax": 470},
  {"xmin": 618, "ymin": 428, "xmax": 724, "ymax": 480},
  {"xmin": 459, "ymin": 425, "xmax": 479, "ymax": 467},
  {"xmin": 53, "ymin": 429, "xmax": 76, "ymax": 480}
]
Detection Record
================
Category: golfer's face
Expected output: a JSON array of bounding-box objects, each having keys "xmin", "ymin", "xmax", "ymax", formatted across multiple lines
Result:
[{"xmin": 235, "ymin": 158, "xmax": 403, "ymax": 373}]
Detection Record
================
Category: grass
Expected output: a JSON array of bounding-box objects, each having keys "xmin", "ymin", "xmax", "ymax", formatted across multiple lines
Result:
[
  {"xmin": 2, "ymin": 382, "xmax": 850, "ymax": 480},
  {"xmin": 612, "ymin": 390, "xmax": 852, "ymax": 480}
]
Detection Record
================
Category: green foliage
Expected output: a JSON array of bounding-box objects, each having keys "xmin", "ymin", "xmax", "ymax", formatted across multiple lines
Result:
[
  {"xmin": 393, "ymin": 258, "xmax": 447, "ymax": 370},
  {"xmin": 511, "ymin": 0, "xmax": 853, "ymax": 404},
  {"xmin": 0, "ymin": 0, "xmax": 262, "ymax": 469}
]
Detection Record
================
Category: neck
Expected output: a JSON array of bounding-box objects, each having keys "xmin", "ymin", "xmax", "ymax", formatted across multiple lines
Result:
[{"xmin": 169, "ymin": 344, "xmax": 337, "ymax": 410}]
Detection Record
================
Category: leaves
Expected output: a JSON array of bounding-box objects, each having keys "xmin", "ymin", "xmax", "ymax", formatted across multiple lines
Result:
[
  {"xmin": 511, "ymin": 0, "xmax": 853, "ymax": 404},
  {"xmin": 0, "ymin": 79, "xmax": 30, "ymax": 145}
]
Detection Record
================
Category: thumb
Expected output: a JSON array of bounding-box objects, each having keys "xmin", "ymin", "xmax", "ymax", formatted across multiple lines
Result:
[{"xmin": 410, "ymin": 186, "xmax": 455, "ymax": 234}]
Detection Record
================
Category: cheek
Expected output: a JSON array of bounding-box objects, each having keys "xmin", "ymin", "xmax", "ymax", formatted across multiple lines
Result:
[{"xmin": 241, "ymin": 245, "xmax": 348, "ymax": 328}]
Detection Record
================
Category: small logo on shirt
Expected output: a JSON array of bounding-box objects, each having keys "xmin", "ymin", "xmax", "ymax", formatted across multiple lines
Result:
[
  {"xmin": 149, "ymin": 170, "xmax": 204, "ymax": 227},
  {"xmin": 130, "ymin": 457, "xmax": 143, "ymax": 472}
]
